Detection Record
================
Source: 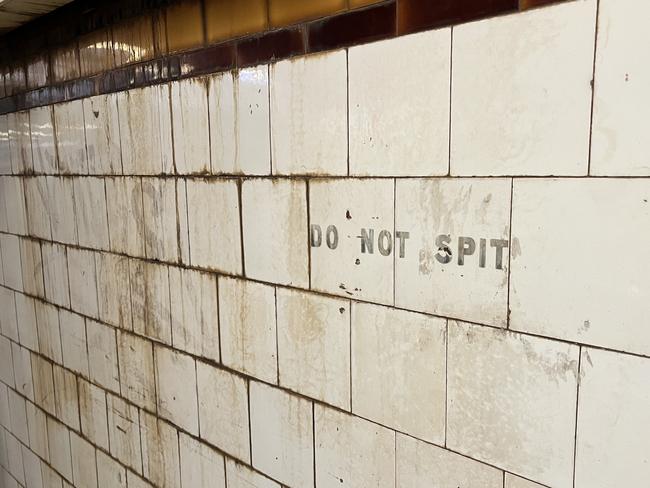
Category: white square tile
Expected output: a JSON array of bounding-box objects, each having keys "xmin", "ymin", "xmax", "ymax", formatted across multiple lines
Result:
[
  {"xmin": 78, "ymin": 379, "xmax": 108, "ymax": 451},
  {"xmin": 310, "ymin": 178, "xmax": 394, "ymax": 304},
  {"xmin": 22, "ymin": 444, "xmax": 44, "ymax": 488},
  {"xmin": 450, "ymin": 0, "xmax": 596, "ymax": 176},
  {"xmin": 2, "ymin": 176, "xmax": 27, "ymax": 235},
  {"xmin": 395, "ymin": 178, "xmax": 511, "ymax": 326},
  {"xmin": 209, "ymin": 66, "xmax": 271, "ymax": 175},
  {"xmin": 505, "ymin": 474, "xmax": 546, "ymax": 488},
  {"xmin": 0, "ymin": 385, "xmax": 9, "ymax": 429},
  {"xmin": 270, "ymin": 51, "xmax": 347, "ymax": 175},
  {"xmin": 130, "ymin": 260, "xmax": 172, "ymax": 344},
  {"xmin": 107, "ymin": 393, "xmax": 141, "ymax": 472},
  {"xmin": 105, "ymin": 177, "xmax": 145, "ymax": 257},
  {"xmin": 179, "ymin": 433, "xmax": 225, "ymax": 488},
  {"xmin": 575, "ymin": 348, "xmax": 650, "ymax": 488},
  {"xmin": 67, "ymin": 247, "xmax": 98, "ymax": 318},
  {"xmin": 277, "ymin": 288, "xmax": 350, "ymax": 410},
  {"xmin": 52, "ymin": 364, "xmax": 79, "ymax": 430},
  {"xmin": 591, "ymin": 0, "xmax": 650, "ymax": 175},
  {"xmin": 31, "ymin": 355, "xmax": 55, "ymax": 415},
  {"xmin": 0, "ymin": 335, "xmax": 14, "ymax": 387},
  {"xmin": 315, "ymin": 404, "xmax": 395, "ymax": 488},
  {"xmin": 510, "ymin": 179, "xmax": 650, "ymax": 355},
  {"xmin": 96, "ymin": 450, "xmax": 126, "ymax": 488},
  {"xmin": 397, "ymin": 434, "xmax": 503, "ymax": 488},
  {"xmin": 218, "ymin": 277, "xmax": 277, "ymax": 383},
  {"xmin": 15, "ymin": 293, "xmax": 38, "ymax": 351},
  {"xmin": 7, "ymin": 111, "xmax": 33, "ymax": 174},
  {"xmin": 7, "ymin": 388, "xmax": 28, "ymax": 443},
  {"xmin": 0, "ymin": 286, "xmax": 18, "ymax": 340},
  {"xmin": 30, "ymin": 106, "xmax": 57, "ymax": 174},
  {"xmin": 250, "ymin": 382, "xmax": 313, "ymax": 487},
  {"xmin": 35, "ymin": 301, "xmax": 62, "ymax": 363},
  {"xmin": 447, "ymin": 321, "xmax": 579, "ymax": 487},
  {"xmin": 26, "ymin": 402, "xmax": 49, "ymax": 462},
  {"xmin": 225, "ymin": 459, "xmax": 280, "ymax": 488},
  {"xmin": 242, "ymin": 179, "xmax": 308, "ymax": 286},
  {"xmin": 95, "ymin": 252, "xmax": 132, "ymax": 330},
  {"xmin": 47, "ymin": 417, "xmax": 72, "ymax": 481},
  {"xmin": 185, "ymin": 179, "xmax": 242, "ymax": 274},
  {"xmin": 118, "ymin": 85, "xmax": 173, "ymax": 175},
  {"xmin": 175, "ymin": 179, "xmax": 190, "ymax": 264},
  {"xmin": 54, "ymin": 101, "xmax": 88, "ymax": 174},
  {"xmin": 352, "ymin": 303, "xmax": 446, "ymax": 442},
  {"xmin": 23, "ymin": 177, "xmax": 51, "ymax": 240},
  {"xmin": 73, "ymin": 177, "xmax": 110, "ymax": 250},
  {"xmin": 11, "ymin": 343, "xmax": 33, "ymax": 400},
  {"xmin": 141, "ymin": 177, "xmax": 179, "ymax": 262},
  {"xmin": 46, "ymin": 176, "xmax": 77, "ymax": 244},
  {"xmin": 118, "ymin": 331, "xmax": 155, "ymax": 411},
  {"xmin": 140, "ymin": 411, "xmax": 180, "ymax": 488},
  {"xmin": 0, "ymin": 233, "xmax": 23, "ymax": 291},
  {"xmin": 20, "ymin": 238, "xmax": 45, "ymax": 298},
  {"xmin": 0, "ymin": 115, "xmax": 10, "ymax": 175},
  {"xmin": 86, "ymin": 319, "xmax": 120, "ymax": 393},
  {"xmin": 169, "ymin": 268, "xmax": 219, "ymax": 361},
  {"xmin": 42, "ymin": 462, "xmax": 65, "ymax": 488},
  {"xmin": 349, "ymin": 29, "xmax": 451, "ymax": 176},
  {"xmin": 59, "ymin": 309, "xmax": 89, "ymax": 377},
  {"xmin": 171, "ymin": 78, "xmax": 211, "ymax": 174},
  {"xmin": 196, "ymin": 362, "xmax": 250, "ymax": 462},
  {"xmin": 70, "ymin": 432, "xmax": 97, "ymax": 488},
  {"xmin": 155, "ymin": 346, "xmax": 199, "ymax": 435},
  {"xmin": 6, "ymin": 431, "xmax": 25, "ymax": 485},
  {"xmin": 42, "ymin": 242, "xmax": 69, "ymax": 308},
  {"xmin": 83, "ymin": 94, "xmax": 122, "ymax": 175},
  {"xmin": 126, "ymin": 472, "xmax": 153, "ymax": 488}
]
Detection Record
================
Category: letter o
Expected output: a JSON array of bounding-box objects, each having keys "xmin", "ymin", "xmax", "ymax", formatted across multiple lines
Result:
[
  {"xmin": 326, "ymin": 225, "xmax": 339, "ymax": 250},
  {"xmin": 378, "ymin": 230, "xmax": 392, "ymax": 256}
]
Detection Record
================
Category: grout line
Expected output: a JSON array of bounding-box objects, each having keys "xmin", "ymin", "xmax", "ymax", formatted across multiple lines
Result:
[
  {"xmin": 447, "ymin": 26, "xmax": 453, "ymax": 176},
  {"xmin": 506, "ymin": 178, "xmax": 514, "ymax": 330},
  {"xmin": 586, "ymin": 0, "xmax": 601, "ymax": 176},
  {"xmin": 572, "ymin": 346, "xmax": 583, "ymax": 488},
  {"xmin": 346, "ymin": 48, "xmax": 350, "ymax": 177},
  {"xmin": 444, "ymin": 319, "xmax": 449, "ymax": 447}
]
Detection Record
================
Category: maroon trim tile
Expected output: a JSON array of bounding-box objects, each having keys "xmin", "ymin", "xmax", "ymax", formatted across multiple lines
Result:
[
  {"xmin": 236, "ymin": 27, "xmax": 306, "ymax": 68},
  {"xmin": 308, "ymin": 1, "xmax": 396, "ymax": 52},
  {"xmin": 179, "ymin": 43, "xmax": 236, "ymax": 77},
  {"xmin": 520, "ymin": 0, "xmax": 566, "ymax": 9},
  {"xmin": 397, "ymin": 0, "xmax": 518, "ymax": 35}
]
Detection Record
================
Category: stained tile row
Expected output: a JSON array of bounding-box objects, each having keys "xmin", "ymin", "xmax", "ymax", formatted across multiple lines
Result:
[
  {"xmin": 1, "ymin": 276, "xmax": 649, "ymax": 487},
  {"xmin": 3, "ymin": 0, "xmax": 649, "ymax": 176},
  {"xmin": 1, "ymin": 0, "xmax": 569, "ymax": 98}
]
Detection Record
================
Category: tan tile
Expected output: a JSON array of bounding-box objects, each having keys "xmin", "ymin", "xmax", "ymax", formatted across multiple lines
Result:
[
  {"xmin": 269, "ymin": 0, "xmax": 346, "ymax": 26},
  {"xmin": 205, "ymin": 0, "xmax": 267, "ymax": 42},
  {"xmin": 113, "ymin": 16, "xmax": 155, "ymax": 66},
  {"xmin": 166, "ymin": 0, "xmax": 204, "ymax": 53}
]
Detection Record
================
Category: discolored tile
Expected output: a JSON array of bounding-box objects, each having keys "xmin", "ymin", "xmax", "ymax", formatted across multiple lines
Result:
[
  {"xmin": 79, "ymin": 28, "xmax": 115, "ymax": 77},
  {"xmin": 26, "ymin": 55, "xmax": 49, "ymax": 90},
  {"xmin": 112, "ymin": 16, "xmax": 155, "ymax": 67},
  {"xmin": 269, "ymin": 0, "xmax": 346, "ymax": 27},
  {"xmin": 166, "ymin": 0, "xmax": 205, "ymax": 53},
  {"xmin": 178, "ymin": 43, "xmax": 236, "ymax": 76},
  {"xmin": 205, "ymin": 0, "xmax": 268, "ymax": 43},
  {"xmin": 51, "ymin": 44, "xmax": 80, "ymax": 82}
]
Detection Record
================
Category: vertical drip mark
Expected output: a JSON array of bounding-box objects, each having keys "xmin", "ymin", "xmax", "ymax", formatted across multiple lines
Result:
[
  {"xmin": 306, "ymin": 180, "xmax": 312, "ymax": 290},
  {"xmin": 346, "ymin": 48, "xmax": 350, "ymax": 176},
  {"xmin": 274, "ymin": 287, "xmax": 280, "ymax": 386},
  {"xmin": 444, "ymin": 319, "xmax": 449, "ymax": 448},
  {"xmin": 237, "ymin": 178, "xmax": 246, "ymax": 277},
  {"xmin": 392, "ymin": 178, "xmax": 396, "ymax": 307}
]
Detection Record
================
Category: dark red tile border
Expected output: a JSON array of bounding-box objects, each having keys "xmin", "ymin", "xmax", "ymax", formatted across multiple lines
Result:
[
  {"xmin": 308, "ymin": 1, "xmax": 396, "ymax": 52},
  {"xmin": 0, "ymin": 0, "xmax": 571, "ymax": 114},
  {"xmin": 397, "ymin": 0, "xmax": 518, "ymax": 35},
  {"xmin": 237, "ymin": 27, "xmax": 306, "ymax": 69}
]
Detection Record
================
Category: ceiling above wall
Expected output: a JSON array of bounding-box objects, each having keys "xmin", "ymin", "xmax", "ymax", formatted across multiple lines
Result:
[{"xmin": 0, "ymin": 0, "xmax": 72, "ymax": 34}]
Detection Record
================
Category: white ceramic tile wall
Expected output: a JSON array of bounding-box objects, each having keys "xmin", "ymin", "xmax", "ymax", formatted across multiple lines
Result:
[{"xmin": 0, "ymin": 2, "xmax": 647, "ymax": 487}]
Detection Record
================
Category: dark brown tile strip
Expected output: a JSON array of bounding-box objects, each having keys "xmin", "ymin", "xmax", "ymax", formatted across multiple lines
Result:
[
  {"xmin": 308, "ymin": 1, "xmax": 396, "ymax": 52},
  {"xmin": 397, "ymin": 0, "xmax": 519, "ymax": 35},
  {"xmin": 236, "ymin": 27, "xmax": 306, "ymax": 69},
  {"xmin": 179, "ymin": 43, "xmax": 237, "ymax": 77},
  {"xmin": 0, "ymin": 0, "xmax": 571, "ymax": 115}
]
